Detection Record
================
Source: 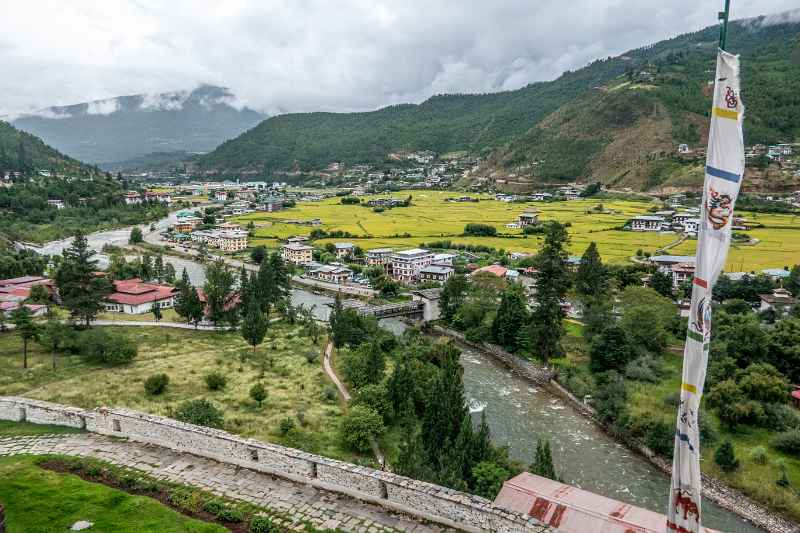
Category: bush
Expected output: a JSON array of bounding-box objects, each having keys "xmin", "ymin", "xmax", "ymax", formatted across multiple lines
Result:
[
  {"xmin": 624, "ymin": 356, "xmax": 662, "ymax": 383},
  {"xmin": 763, "ymin": 403, "xmax": 800, "ymax": 431},
  {"xmin": 714, "ymin": 441, "xmax": 740, "ymax": 472},
  {"xmin": 471, "ymin": 461, "xmax": 511, "ymax": 499},
  {"xmin": 772, "ymin": 430, "xmax": 800, "ymax": 457},
  {"xmin": 749, "ymin": 445, "xmax": 768, "ymax": 465},
  {"xmin": 304, "ymin": 350, "xmax": 319, "ymax": 364},
  {"xmin": 463, "ymin": 223, "xmax": 497, "ymax": 237},
  {"xmin": 205, "ymin": 372, "xmax": 227, "ymax": 391},
  {"xmin": 217, "ymin": 508, "xmax": 244, "ymax": 523},
  {"xmin": 80, "ymin": 328, "xmax": 137, "ymax": 365},
  {"xmin": 144, "ymin": 373, "xmax": 169, "ymax": 395},
  {"xmin": 202, "ymin": 499, "xmax": 225, "ymax": 515},
  {"xmin": 249, "ymin": 516, "xmax": 277, "ymax": 533},
  {"xmin": 351, "ymin": 384, "xmax": 393, "ymax": 421},
  {"xmin": 339, "ymin": 405, "xmax": 384, "ymax": 452},
  {"xmin": 279, "ymin": 417, "xmax": 295, "ymax": 436},
  {"xmin": 322, "ymin": 386, "xmax": 339, "ymax": 402},
  {"xmin": 174, "ymin": 399, "xmax": 224, "ymax": 429},
  {"xmin": 249, "ymin": 383, "xmax": 267, "ymax": 406}
]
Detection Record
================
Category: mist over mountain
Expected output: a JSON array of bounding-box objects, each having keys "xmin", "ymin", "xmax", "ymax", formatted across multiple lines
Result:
[{"xmin": 10, "ymin": 85, "xmax": 265, "ymax": 165}]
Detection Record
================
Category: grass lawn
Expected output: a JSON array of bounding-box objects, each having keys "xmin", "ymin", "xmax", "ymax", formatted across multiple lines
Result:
[
  {"xmin": 96, "ymin": 308, "xmax": 183, "ymax": 323},
  {"xmin": 235, "ymin": 190, "xmax": 800, "ymax": 270},
  {"xmin": 0, "ymin": 324, "xmax": 368, "ymax": 464},
  {"xmin": 0, "ymin": 420, "xmax": 84, "ymax": 437},
  {"xmin": 0, "ymin": 455, "xmax": 226, "ymax": 533}
]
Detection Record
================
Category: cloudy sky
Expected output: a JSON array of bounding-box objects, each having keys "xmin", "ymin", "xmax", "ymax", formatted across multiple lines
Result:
[{"xmin": 1, "ymin": 0, "xmax": 798, "ymax": 117}]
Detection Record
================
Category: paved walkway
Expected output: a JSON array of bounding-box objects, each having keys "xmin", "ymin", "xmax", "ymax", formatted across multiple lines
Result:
[{"xmin": 0, "ymin": 433, "xmax": 451, "ymax": 533}]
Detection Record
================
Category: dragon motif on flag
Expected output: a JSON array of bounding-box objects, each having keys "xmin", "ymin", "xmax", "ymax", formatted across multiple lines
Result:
[{"xmin": 706, "ymin": 186, "xmax": 732, "ymax": 230}]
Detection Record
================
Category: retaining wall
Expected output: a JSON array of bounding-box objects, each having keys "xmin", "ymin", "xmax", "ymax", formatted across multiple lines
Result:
[{"xmin": 0, "ymin": 396, "xmax": 546, "ymax": 533}]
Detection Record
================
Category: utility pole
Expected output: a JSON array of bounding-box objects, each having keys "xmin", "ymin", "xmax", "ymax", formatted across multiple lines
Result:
[{"xmin": 718, "ymin": 0, "xmax": 731, "ymax": 51}]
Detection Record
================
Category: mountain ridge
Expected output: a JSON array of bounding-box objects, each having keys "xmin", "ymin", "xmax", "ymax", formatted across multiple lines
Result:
[
  {"xmin": 12, "ymin": 85, "xmax": 265, "ymax": 165},
  {"xmin": 196, "ymin": 13, "xmax": 800, "ymax": 192}
]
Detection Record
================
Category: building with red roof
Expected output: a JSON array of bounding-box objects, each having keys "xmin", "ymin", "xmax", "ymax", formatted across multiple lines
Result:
[
  {"xmin": 104, "ymin": 278, "xmax": 177, "ymax": 315},
  {"xmin": 0, "ymin": 276, "xmax": 56, "ymax": 303}
]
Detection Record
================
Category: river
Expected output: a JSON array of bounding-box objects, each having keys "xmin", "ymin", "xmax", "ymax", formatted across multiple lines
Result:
[{"xmin": 29, "ymin": 220, "xmax": 762, "ymax": 532}]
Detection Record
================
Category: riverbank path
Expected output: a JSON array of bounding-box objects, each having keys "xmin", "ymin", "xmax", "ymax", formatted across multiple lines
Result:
[{"xmin": 0, "ymin": 433, "xmax": 450, "ymax": 533}]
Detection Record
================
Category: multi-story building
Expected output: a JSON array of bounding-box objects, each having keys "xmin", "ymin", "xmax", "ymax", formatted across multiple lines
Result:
[
  {"xmin": 282, "ymin": 243, "xmax": 313, "ymax": 265},
  {"xmin": 174, "ymin": 216, "xmax": 202, "ymax": 234},
  {"xmin": 630, "ymin": 215, "xmax": 664, "ymax": 232},
  {"xmin": 366, "ymin": 248, "xmax": 394, "ymax": 271},
  {"xmin": 518, "ymin": 210, "xmax": 539, "ymax": 227},
  {"xmin": 390, "ymin": 248, "xmax": 434, "ymax": 283},
  {"xmin": 418, "ymin": 265, "xmax": 454, "ymax": 283},
  {"xmin": 334, "ymin": 243, "xmax": 355, "ymax": 260},
  {"xmin": 216, "ymin": 230, "xmax": 248, "ymax": 252},
  {"xmin": 670, "ymin": 262, "xmax": 695, "ymax": 289}
]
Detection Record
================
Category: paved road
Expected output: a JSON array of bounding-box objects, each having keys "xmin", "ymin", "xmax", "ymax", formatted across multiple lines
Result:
[{"xmin": 0, "ymin": 433, "xmax": 448, "ymax": 533}]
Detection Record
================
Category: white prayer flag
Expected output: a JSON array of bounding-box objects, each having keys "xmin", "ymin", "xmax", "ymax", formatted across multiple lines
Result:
[{"xmin": 666, "ymin": 49, "xmax": 744, "ymax": 533}]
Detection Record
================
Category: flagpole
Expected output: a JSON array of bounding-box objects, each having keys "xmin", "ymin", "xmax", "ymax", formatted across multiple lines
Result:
[{"xmin": 719, "ymin": 0, "xmax": 731, "ymax": 51}]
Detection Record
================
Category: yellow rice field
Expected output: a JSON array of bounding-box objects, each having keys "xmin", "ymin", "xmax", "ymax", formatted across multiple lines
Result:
[{"xmin": 235, "ymin": 191, "xmax": 800, "ymax": 271}]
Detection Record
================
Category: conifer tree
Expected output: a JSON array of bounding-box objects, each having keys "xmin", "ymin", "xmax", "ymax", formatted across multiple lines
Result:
[
  {"xmin": 491, "ymin": 283, "xmax": 528, "ymax": 352},
  {"xmin": 575, "ymin": 242, "xmax": 608, "ymax": 298},
  {"xmin": 54, "ymin": 231, "xmax": 113, "ymax": 326},
  {"xmin": 530, "ymin": 439, "xmax": 557, "ymax": 480}
]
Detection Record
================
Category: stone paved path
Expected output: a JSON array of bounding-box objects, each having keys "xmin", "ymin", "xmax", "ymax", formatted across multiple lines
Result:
[{"xmin": 0, "ymin": 433, "xmax": 454, "ymax": 533}]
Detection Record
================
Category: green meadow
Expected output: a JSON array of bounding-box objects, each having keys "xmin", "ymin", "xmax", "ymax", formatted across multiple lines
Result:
[{"xmin": 235, "ymin": 190, "xmax": 800, "ymax": 271}]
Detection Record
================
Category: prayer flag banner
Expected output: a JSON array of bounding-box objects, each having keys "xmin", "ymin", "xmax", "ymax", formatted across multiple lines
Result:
[{"xmin": 666, "ymin": 49, "xmax": 744, "ymax": 533}]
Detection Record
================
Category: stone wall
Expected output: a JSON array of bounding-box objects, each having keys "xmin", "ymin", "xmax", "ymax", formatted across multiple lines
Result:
[
  {"xmin": 0, "ymin": 396, "xmax": 546, "ymax": 533},
  {"xmin": 431, "ymin": 325, "xmax": 555, "ymax": 384}
]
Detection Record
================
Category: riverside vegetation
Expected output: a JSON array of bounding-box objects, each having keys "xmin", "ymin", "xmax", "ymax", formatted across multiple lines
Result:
[{"xmin": 436, "ymin": 226, "xmax": 800, "ymax": 523}]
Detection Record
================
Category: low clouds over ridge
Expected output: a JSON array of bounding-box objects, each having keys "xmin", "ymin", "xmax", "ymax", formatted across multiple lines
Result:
[{"xmin": 0, "ymin": 1, "xmax": 797, "ymax": 117}]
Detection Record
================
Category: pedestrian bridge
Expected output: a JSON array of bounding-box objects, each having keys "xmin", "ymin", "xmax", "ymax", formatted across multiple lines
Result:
[{"xmin": 330, "ymin": 299, "xmax": 424, "ymax": 319}]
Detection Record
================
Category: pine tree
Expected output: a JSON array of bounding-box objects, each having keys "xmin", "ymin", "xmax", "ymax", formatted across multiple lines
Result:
[
  {"xmin": 241, "ymin": 303, "xmax": 268, "ymax": 354},
  {"xmin": 203, "ymin": 259, "xmax": 235, "ymax": 327},
  {"xmin": 575, "ymin": 242, "xmax": 608, "ymax": 298},
  {"xmin": 11, "ymin": 306, "xmax": 38, "ymax": 369},
  {"xmin": 528, "ymin": 223, "xmax": 571, "ymax": 363},
  {"xmin": 54, "ymin": 231, "xmax": 113, "ymax": 326},
  {"xmin": 530, "ymin": 439, "xmax": 557, "ymax": 480},
  {"xmin": 714, "ymin": 441, "xmax": 739, "ymax": 472},
  {"xmin": 151, "ymin": 303, "xmax": 162, "ymax": 322},
  {"xmin": 491, "ymin": 283, "xmax": 529, "ymax": 352}
]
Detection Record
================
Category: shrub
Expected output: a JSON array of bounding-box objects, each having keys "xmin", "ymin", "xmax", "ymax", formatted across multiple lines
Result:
[
  {"xmin": 763, "ymin": 403, "xmax": 800, "ymax": 432},
  {"xmin": 624, "ymin": 356, "xmax": 662, "ymax": 383},
  {"xmin": 322, "ymin": 385, "xmax": 338, "ymax": 402},
  {"xmin": 169, "ymin": 488, "xmax": 203, "ymax": 512},
  {"xmin": 662, "ymin": 391, "xmax": 681, "ymax": 407},
  {"xmin": 714, "ymin": 441, "xmax": 740, "ymax": 472},
  {"xmin": 279, "ymin": 417, "xmax": 295, "ymax": 436},
  {"xmin": 749, "ymin": 445, "xmax": 768, "ymax": 465},
  {"xmin": 217, "ymin": 508, "xmax": 244, "ymax": 523},
  {"xmin": 144, "ymin": 373, "xmax": 169, "ymax": 395},
  {"xmin": 249, "ymin": 516, "xmax": 277, "ymax": 533},
  {"xmin": 772, "ymin": 430, "xmax": 800, "ymax": 457},
  {"xmin": 339, "ymin": 405, "xmax": 384, "ymax": 452},
  {"xmin": 304, "ymin": 350, "xmax": 319, "ymax": 364},
  {"xmin": 80, "ymin": 328, "xmax": 137, "ymax": 365},
  {"xmin": 174, "ymin": 399, "xmax": 224, "ymax": 429},
  {"xmin": 249, "ymin": 383, "xmax": 267, "ymax": 406},
  {"xmin": 205, "ymin": 371, "xmax": 227, "ymax": 391},
  {"xmin": 471, "ymin": 461, "xmax": 511, "ymax": 499},
  {"xmin": 203, "ymin": 499, "xmax": 225, "ymax": 515},
  {"xmin": 351, "ymin": 384, "xmax": 393, "ymax": 421}
]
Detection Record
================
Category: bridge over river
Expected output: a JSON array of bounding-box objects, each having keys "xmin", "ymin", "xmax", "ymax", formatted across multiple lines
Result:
[{"xmin": 329, "ymin": 299, "xmax": 424, "ymax": 319}]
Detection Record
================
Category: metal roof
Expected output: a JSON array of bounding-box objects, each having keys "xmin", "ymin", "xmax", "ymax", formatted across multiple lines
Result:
[{"xmin": 494, "ymin": 473, "xmax": 721, "ymax": 533}]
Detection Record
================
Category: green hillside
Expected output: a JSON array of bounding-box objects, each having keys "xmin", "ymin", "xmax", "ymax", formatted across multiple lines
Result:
[
  {"xmin": 197, "ymin": 15, "xmax": 800, "ymax": 190},
  {"xmin": 0, "ymin": 121, "xmax": 98, "ymax": 177}
]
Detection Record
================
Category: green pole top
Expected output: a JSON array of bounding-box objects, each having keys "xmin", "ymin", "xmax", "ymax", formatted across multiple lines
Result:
[{"xmin": 719, "ymin": 0, "xmax": 732, "ymax": 51}]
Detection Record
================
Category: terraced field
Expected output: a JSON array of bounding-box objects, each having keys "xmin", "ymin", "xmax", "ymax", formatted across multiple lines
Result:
[{"xmin": 235, "ymin": 191, "xmax": 800, "ymax": 271}]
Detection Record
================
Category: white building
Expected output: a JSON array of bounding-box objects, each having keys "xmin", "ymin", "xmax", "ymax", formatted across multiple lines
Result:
[
  {"xmin": 518, "ymin": 210, "xmax": 539, "ymax": 227},
  {"xmin": 124, "ymin": 191, "xmax": 142, "ymax": 205},
  {"xmin": 390, "ymin": 248, "xmax": 434, "ymax": 283},
  {"xmin": 104, "ymin": 279, "xmax": 177, "ymax": 315},
  {"xmin": 630, "ymin": 215, "xmax": 664, "ymax": 232},
  {"xmin": 418, "ymin": 265, "xmax": 454, "ymax": 283},
  {"xmin": 682, "ymin": 218, "xmax": 700, "ymax": 235},
  {"xmin": 759, "ymin": 288, "xmax": 798, "ymax": 316},
  {"xmin": 432, "ymin": 253, "xmax": 457, "ymax": 266},
  {"xmin": 306, "ymin": 264, "xmax": 352, "ymax": 284},
  {"xmin": 366, "ymin": 248, "xmax": 394, "ymax": 270},
  {"xmin": 47, "ymin": 199, "xmax": 65, "ymax": 209},
  {"xmin": 282, "ymin": 243, "xmax": 313, "ymax": 265}
]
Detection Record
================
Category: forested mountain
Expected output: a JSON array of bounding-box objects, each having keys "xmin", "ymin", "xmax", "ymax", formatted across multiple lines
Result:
[
  {"xmin": 197, "ymin": 13, "xmax": 800, "ymax": 191},
  {"xmin": 11, "ymin": 85, "xmax": 265, "ymax": 165},
  {"xmin": 0, "ymin": 120, "xmax": 99, "ymax": 178}
]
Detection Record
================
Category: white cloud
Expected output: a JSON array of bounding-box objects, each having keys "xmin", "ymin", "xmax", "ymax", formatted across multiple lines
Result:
[
  {"xmin": 85, "ymin": 98, "xmax": 120, "ymax": 115},
  {"xmin": 0, "ymin": 1, "xmax": 797, "ymax": 118},
  {"xmin": 139, "ymin": 90, "xmax": 190, "ymax": 111}
]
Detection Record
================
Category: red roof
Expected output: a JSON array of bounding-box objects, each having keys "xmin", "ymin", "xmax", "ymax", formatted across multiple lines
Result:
[
  {"xmin": 494, "ymin": 472, "xmax": 720, "ymax": 533},
  {"xmin": 0, "ymin": 276, "xmax": 49, "ymax": 286},
  {"xmin": 791, "ymin": 389, "xmax": 800, "ymax": 401},
  {"xmin": 473, "ymin": 264, "xmax": 508, "ymax": 278},
  {"xmin": 107, "ymin": 278, "xmax": 176, "ymax": 306}
]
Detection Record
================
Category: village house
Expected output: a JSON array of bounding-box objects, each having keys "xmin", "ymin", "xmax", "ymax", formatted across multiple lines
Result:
[
  {"xmin": 306, "ymin": 264, "xmax": 352, "ymax": 285},
  {"xmin": 333, "ymin": 242, "xmax": 355, "ymax": 260},
  {"xmin": 390, "ymin": 248, "xmax": 434, "ymax": 283},
  {"xmin": 47, "ymin": 199, "xmax": 65, "ymax": 209},
  {"xmin": 104, "ymin": 278, "xmax": 177, "ymax": 315},
  {"xmin": 630, "ymin": 215, "xmax": 664, "ymax": 231},
  {"xmin": 649, "ymin": 255, "xmax": 695, "ymax": 274},
  {"xmin": 214, "ymin": 190, "xmax": 228, "ymax": 202},
  {"xmin": 432, "ymin": 253, "xmax": 457, "ymax": 266},
  {"xmin": 286, "ymin": 236, "xmax": 309, "ymax": 244},
  {"xmin": 259, "ymin": 197, "xmax": 284, "ymax": 212},
  {"xmin": 411, "ymin": 288, "xmax": 442, "ymax": 322},
  {"xmin": 215, "ymin": 229, "xmax": 248, "ymax": 252},
  {"xmin": 670, "ymin": 262, "xmax": 696, "ymax": 289},
  {"xmin": 530, "ymin": 192, "xmax": 553, "ymax": 201},
  {"xmin": 0, "ymin": 276, "xmax": 57, "ymax": 304},
  {"xmin": 366, "ymin": 248, "xmax": 394, "ymax": 271},
  {"xmin": 124, "ymin": 191, "xmax": 142, "ymax": 205},
  {"xmin": 173, "ymin": 216, "xmax": 202, "ymax": 234},
  {"xmin": 758, "ymin": 288, "xmax": 798, "ymax": 317},
  {"xmin": 668, "ymin": 193, "xmax": 686, "ymax": 207},
  {"xmin": 418, "ymin": 265, "xmax": 454, "ymax": 283},
  {"xmin": 681, "ymin": 218, "xmax": 700, "ymax": 235},
  {"xmin": 281, "ymin": 243, "xmax": 313, "ymax": 265},
  {"xmin": 518, "ymin": 209, "xmax": 539, "ymax": 227}
]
